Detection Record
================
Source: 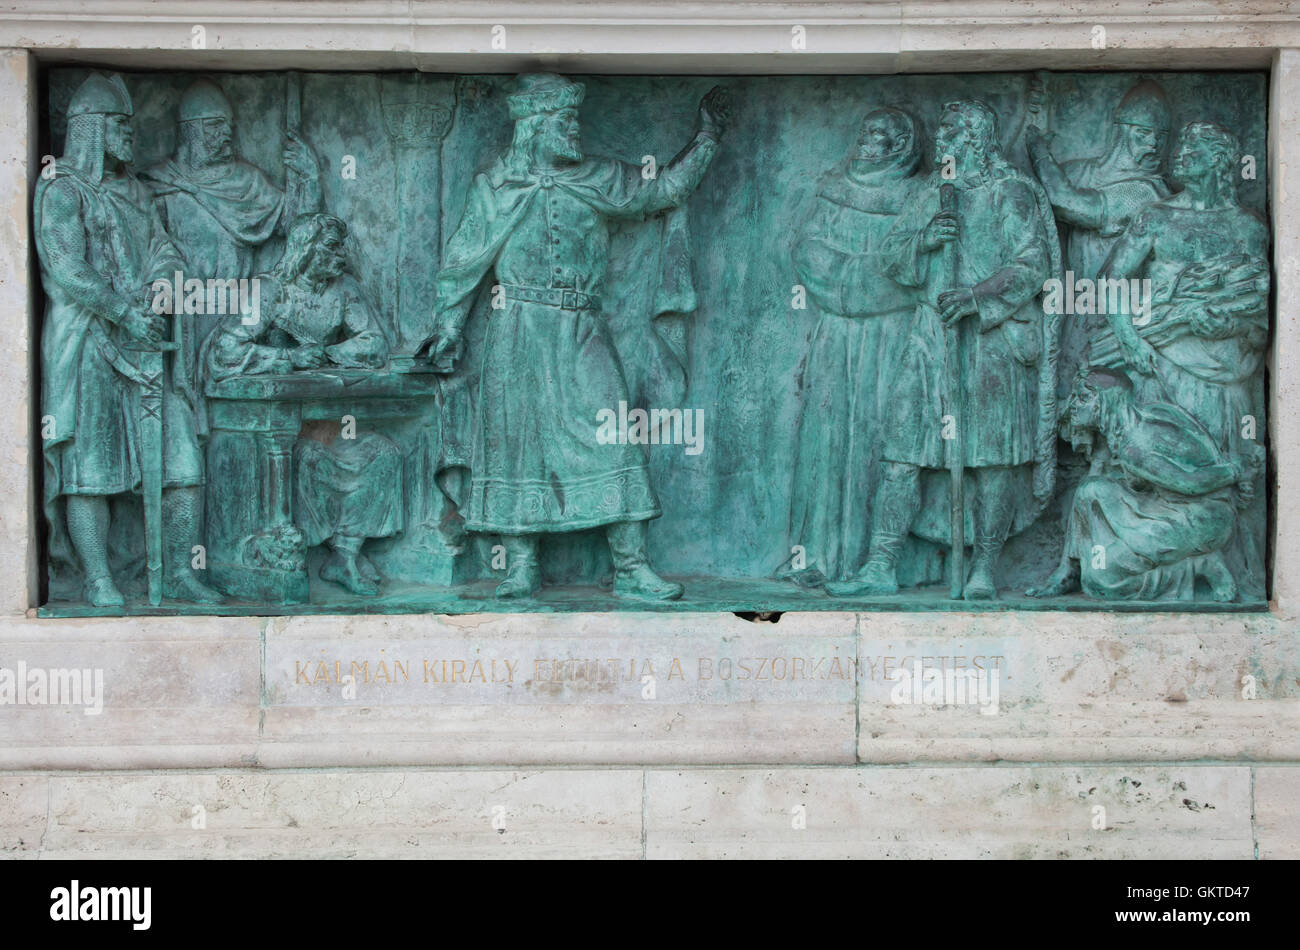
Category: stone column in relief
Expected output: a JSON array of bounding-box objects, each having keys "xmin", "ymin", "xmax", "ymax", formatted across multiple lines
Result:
[
  {"xmin": 1270, "ymin": 49, "xmax": 1300, "ymax": 616},
  {"xmin": 376, "ymin": 74, "xmax": 473, "ymax": 586},
  {"xmin": 0, "ymin": 49, "xmax": 36, "ymax": 614}
]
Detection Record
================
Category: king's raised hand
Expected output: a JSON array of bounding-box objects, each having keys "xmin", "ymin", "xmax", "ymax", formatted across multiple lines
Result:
[{"xmin": 698, "ymin": 86, "xmax": 731, "ymax": 139}]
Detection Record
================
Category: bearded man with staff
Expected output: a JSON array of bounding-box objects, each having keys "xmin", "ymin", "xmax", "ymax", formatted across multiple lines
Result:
[{"xmin": 829, "ymin": 99, "xmax": 1062, "ymax": 601}]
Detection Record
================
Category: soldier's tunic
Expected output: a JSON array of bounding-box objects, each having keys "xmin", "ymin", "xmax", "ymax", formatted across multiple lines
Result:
[
  {"xmin": 1055, "ymin": 158, "xmax": 1169, "ymax": 384},
  {"xmin": 141, "ymin": 158, "xmax": 287, "ymax": 399},
  {"xmin": 1060, "ymin": 157, "xmax": 1168, "ymax": 281},
  {"xmin": 142, "ymin": 158, "xmax": 284, "ymax": 282},
  {"xmin": 36, "ymin": 165, "xmax": 200, "ymax": 499},
  {"xmin": 430, "ymin": 137, "xmax": 717, "ymax": 534}
]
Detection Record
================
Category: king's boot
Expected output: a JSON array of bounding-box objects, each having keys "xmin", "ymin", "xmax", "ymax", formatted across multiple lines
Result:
[
  {"xmin": 606, "ymin": 520, "xmax": 683, "ymax": 601},
  {"xmin": 496, "ymin": 534, "xmax": 541, "ymax": 599}
]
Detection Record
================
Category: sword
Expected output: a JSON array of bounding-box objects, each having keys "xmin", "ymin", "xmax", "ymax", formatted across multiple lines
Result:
[{"xmin": 123, "ymin": 334, "xmax": 179, "ymax": 607}]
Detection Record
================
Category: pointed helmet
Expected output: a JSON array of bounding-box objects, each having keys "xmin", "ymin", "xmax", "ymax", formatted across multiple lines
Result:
[
  {"xmin": 66, "ymin": 73, "xmax": 133, "ymax": 118},
  {"xmin": 1113, "ymin": 80, "xmax": 1171, "ymax": 131},
  {"xmin": 179, "ymin": 79, "xmax": 234, "ymax": 123}
]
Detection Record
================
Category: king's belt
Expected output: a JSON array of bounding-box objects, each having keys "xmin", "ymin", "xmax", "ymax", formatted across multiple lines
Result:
[{"xmin": 500, "ymin": 284, "xmax": 602, "ymax": 312}]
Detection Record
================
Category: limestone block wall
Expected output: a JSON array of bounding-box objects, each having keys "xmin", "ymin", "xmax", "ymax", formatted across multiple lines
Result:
[{"xmin": 0, "ymin": 1, "xmax": 1297, "ymax": 858}]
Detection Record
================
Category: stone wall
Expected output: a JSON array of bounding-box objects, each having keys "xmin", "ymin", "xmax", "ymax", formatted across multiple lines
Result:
[{"xmin": 2, "ymin": 1, "xmax": 1298, "ymax": 858}]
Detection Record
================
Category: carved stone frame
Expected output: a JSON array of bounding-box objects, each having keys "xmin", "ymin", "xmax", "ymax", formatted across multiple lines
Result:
[{"xmin": 0, "ymin": 3, "xmax": 1297, "ymax": 773}]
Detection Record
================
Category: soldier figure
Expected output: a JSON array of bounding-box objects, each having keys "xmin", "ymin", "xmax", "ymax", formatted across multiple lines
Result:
[
  {"xmin": 1027, "ymin": 80, "xmax": 1171, "ymax": 283},
  {"xmin": 37, "ymin": 73, "xmax": 221, "ymax": 606},
  {"xmin": 142, "ymin": 79, "xmax": 323, "ymax": 364}
]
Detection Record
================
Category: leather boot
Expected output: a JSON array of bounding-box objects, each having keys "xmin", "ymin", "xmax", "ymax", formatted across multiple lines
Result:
[
  {"xmin": 606, "ymin": 520, "xmax": 683, "ymax": 601},
  {"xmin": 965, "ymin": 469, "xmax": 1014, "ymax": 601},
  {"xmin": 826, "ymin": 531, "xmax": 902, "ymax": 596},
  {"xmin": 964, "ymin": 536, "xmax": 1002, "ymax": 600},
  {"xmin": 496, "ymin": 534, "xmax": 541, "ymax": 599},
  {"xmin": 828, "ymin": 462, "xmax": 920, "ymax": 596}
]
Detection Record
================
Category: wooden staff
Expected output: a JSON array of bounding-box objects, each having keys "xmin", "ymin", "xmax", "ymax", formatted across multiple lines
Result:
[{"xmin": 941, "ymin": 182, "xmax": 964, "ymax": 600}]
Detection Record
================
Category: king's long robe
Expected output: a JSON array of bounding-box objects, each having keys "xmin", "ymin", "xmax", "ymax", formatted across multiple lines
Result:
[{"xmin": 425, "ymin": 136, "xmax": 718, "ymax": 534}]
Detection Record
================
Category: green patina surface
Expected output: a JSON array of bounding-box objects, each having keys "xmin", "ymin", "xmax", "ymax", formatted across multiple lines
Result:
[{"xmin": 35, "ymin": 69, "xmax": 1271, "ymax": 616}]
